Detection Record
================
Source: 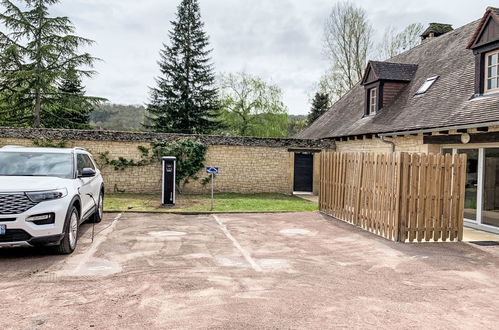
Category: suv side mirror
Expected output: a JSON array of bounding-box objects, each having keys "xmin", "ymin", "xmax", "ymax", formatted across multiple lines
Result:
[{"xmin": 79, "ymin": 168, "xmax": 96, "ymax": 178}]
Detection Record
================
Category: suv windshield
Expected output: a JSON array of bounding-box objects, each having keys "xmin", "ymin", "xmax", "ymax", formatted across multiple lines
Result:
[{"xmin": 0, "ymin": 152, "xmax": 73, "ymax": 179}]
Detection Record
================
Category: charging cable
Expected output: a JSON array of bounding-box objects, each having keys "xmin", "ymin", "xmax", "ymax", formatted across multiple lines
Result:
[{"xmin": 87, "ymin": 193, "xmax": 98, "ymax": 243}]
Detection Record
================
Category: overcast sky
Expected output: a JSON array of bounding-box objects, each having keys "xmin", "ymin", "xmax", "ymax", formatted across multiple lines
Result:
[{"xmin": 53, "ymin": 0, "xmax": 491, "ymax": 115}]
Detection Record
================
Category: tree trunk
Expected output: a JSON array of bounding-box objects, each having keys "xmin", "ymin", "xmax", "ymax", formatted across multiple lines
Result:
[
  {"xmin": 34, "ymin": 0, "xmax": 43, "ymax": 128},
  {"xmin": 34, "ymin": 92, "xmax": 41, "ymax": 127}
]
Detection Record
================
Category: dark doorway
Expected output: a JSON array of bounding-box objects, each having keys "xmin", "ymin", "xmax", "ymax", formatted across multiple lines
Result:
[{"xmin": 294, "ymin": 153, "xmax": 314, "ymax": 192}]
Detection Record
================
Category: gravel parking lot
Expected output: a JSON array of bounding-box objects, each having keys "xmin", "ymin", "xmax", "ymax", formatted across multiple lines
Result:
[{"xmin": 1, "ymin": 211, "xmax": 499, "ymax": 329}]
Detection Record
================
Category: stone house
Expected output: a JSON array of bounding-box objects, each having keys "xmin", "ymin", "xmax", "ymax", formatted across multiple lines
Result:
[{"xmin": 297, "ymin": 7, "xmax": 499, "ymax": 234}]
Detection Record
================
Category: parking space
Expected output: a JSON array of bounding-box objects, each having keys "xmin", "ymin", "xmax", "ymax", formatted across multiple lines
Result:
[{"xmin": 1, "ymin": 211, "xmax": 499, "ymax": 329}]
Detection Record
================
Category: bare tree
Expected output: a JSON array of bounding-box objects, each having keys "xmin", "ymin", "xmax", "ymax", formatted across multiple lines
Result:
[
  {"xmin": 322, "ymin": 1, "xmax": 373, "ymax": 99},
  {"xmin": 379, "ymin": 23, "xmax": 424, "ymax": 60}
]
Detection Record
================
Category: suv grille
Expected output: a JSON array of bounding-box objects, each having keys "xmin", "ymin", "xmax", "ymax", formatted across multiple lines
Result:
[
  {"xmin": 0, "ymin": 194, "xmax": 38, "ymax": 215},
  {"xmin": 0, "ymin": 229, "xmax": 32, "ymax": 243}
]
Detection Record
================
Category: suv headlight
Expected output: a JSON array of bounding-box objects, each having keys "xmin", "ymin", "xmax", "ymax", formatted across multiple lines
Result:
[{"xmin": 26, "ymin": 188, "xmax": 68, "ymax": 203}]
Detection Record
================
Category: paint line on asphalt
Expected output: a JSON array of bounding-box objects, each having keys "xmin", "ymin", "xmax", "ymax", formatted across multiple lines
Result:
[
  {"xmin": 212, "ymin": 215, "xmax": 262, "ymax": 272},
  {"xmin": 69, "ymin": 213, "xmax": 122, "ymax": 276}
]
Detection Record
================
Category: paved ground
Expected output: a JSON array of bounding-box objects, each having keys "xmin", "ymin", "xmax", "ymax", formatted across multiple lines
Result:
[
  {"xmin": 462, "ymin": 227, "xmax": 499, "ymax": 242},
  {"xmin": 1, "ymin": 212, "xmax": 499, "ymax": 329}
]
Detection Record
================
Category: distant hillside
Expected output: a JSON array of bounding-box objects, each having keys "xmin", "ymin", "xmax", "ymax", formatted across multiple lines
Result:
[
  {"xmin": 90, "ymin": 105, "xmax": 309, "ymax": 136},
  {"xmin": 90, "ymin": 104, "xmax": 147, "ymax": 131}
]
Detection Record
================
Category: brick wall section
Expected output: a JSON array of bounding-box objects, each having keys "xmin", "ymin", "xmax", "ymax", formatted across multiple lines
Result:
[
  {"xmin": 336, "ymin": 135, "xmax": 440, "ymax": 154},
  {"xmin": 183, "ymin": 145, "xmax": 293, "ymax": 194},
  {"xmin": 0, "ymin": 127, "xmax": 334, "ymax": 194}
]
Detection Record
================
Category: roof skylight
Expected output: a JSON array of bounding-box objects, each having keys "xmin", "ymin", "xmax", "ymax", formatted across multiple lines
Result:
[{"xmin": 416, "ymin": 76, "xmax": 439, "ymax": 95}]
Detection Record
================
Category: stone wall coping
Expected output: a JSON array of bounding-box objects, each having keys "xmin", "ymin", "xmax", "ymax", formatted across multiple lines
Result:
[{"xmin": 0, "ymin": 127, "xmax": 335, "ymax": 149}]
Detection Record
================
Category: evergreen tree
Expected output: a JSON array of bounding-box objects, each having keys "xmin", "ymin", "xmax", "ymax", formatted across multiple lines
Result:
[
  {"xmin": 44, "ymin": 67, "xmax": 102, "ymax": 129},
  {"xmin": 0, "ymin": 0, "xmax": 99, "ymax": 128},
  {"xmin": 146, "ymin": 0, "xmax": 221, "ymax": 134},
  {"xmin": 307, "ymin": 93, "xmax": 330, "ymax": 124}
]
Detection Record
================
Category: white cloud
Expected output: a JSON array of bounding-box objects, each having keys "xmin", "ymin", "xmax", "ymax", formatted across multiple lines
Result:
[{"xmin": 51, "ymin": 0, "xmax": 491, "ymax": 114}]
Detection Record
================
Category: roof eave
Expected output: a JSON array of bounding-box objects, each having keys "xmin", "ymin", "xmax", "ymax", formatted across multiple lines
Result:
[{"xmin": 467, "ymin": 8, "xmax": 499, "ymax": 49}]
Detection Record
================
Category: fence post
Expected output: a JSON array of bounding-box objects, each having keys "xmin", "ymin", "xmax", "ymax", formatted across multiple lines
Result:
[
  {"xmin": 319, "ymin": 151, "xmax": 323, "ymax": 210},
  {"xmin": 354, "ymin": 153, "xmax": 364, "ymax": 226},
  {"xmin": 458, "ymin": 153, "xmax": 467, "ymax": 241},
  {"xmin": 397, "ymin": 153, "xmax": 408, "ymax": 242}
]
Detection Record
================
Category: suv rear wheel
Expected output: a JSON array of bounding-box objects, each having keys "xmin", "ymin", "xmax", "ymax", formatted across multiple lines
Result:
[{"xmin": 55, "ymin": 206, "xmax": 79, "ymax": 254}]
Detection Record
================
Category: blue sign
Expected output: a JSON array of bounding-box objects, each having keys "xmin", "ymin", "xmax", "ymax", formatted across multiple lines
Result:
[{"xmin": 206, "ymin": 167, "xmax": 219, "ymax": 174}]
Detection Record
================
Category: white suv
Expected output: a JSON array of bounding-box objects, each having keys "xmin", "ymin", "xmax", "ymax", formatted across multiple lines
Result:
[{"xmin": 0, "ymin": 146, "xmax": 104, "ymax": 254}]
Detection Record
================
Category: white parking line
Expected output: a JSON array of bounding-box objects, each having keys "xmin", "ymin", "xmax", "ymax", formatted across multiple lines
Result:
[
  {"xmin": 69, "ymin": 213, "xmax": 122, "ymax": 275},
  {"xmin": 212, "ymin": 215, "xmax": 262, "ymax": 272}
]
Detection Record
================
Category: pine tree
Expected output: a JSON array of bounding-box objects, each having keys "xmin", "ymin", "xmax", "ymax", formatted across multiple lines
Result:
[
  {"xmin": 146, "ymin": 0, "xmax": 221, "ymax": 134},
  {"xmin": 43, "ymin": 67, "xmax": 103, "ymax": 129},
  {"xmin": 0, "ymin": 0, "xmax": 99, "ymax": 128},
  {"xmin": 307, "ymin": 93, "xmax": 330, "ymax": 124}
]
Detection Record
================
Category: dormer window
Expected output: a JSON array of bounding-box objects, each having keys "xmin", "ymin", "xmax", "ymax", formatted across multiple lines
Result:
[
  {"xmin": 467, "ymin": 7, "xmax": 499, "ymax": 96},
  {"xmin": 360, "ymin": 61, "xmax": 417, "ymax": 118},
  {"xmin": 485, "ymin": 50, "xmax": 499, "ymax": 93},
  {"xmin": 369, "ymin": 88, "xmax": 377, "ymax": 114}
]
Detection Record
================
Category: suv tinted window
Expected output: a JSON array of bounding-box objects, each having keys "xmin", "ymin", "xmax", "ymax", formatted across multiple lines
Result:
[
  {"xmin": 77, "ymin": 154, "xmax": 95, "ymax": 175},
  {"xmin": 0, "ymin": 152, "xmax": 73, "ymax": 179}
]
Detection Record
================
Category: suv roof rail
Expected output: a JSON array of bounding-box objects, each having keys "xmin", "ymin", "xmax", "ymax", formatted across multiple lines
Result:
[
  {"xmin": 1, "ymin": 145, "xmax": 26, "ymax": 149},
  {"xmin": 73, "ymin": 147, "xmax": 87, "ymax": 151}
]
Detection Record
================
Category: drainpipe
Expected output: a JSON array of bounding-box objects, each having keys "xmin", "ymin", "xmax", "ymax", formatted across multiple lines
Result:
[{"xmin": 379, "ymin": 135, "xmax": 395, "ymax": 153}]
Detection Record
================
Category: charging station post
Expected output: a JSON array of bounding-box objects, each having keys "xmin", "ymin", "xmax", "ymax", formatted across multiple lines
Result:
[{"xmin": 162, "ymin": 157, "xmax": 176, "ymax": 206}]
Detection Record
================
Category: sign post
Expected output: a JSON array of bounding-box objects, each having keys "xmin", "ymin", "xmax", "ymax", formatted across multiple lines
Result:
[{"xmin": 206, "ymin": 167, "xmax": 219, "ymax": 211}]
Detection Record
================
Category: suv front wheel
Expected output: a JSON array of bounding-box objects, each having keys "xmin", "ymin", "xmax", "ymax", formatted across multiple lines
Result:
[{"xmin": 55, "ymin": 206, "xmax": 79, "ymax": 254}]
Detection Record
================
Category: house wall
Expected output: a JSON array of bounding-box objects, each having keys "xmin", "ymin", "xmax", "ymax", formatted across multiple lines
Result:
[
  {"xmin": 334, "ymin": 125, "xmax": 499, "ymax": 155},
  {"xmin": 336, "ymin": 135, "xmax": 440, "ymax": 154},
  {"xmin": 0, "ymin": 128, "xmax": 333, "ymax": 195}
]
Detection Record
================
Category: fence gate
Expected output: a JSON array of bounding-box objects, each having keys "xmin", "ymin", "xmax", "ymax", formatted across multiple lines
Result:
[{"xmin": 319, "ymin": 152, "xmax": 467, "ymax": 242}]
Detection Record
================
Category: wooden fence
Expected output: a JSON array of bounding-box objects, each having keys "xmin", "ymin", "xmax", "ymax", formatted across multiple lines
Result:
[{"xmin": 319, "ymin": 152, "xmax": 467, "ymax": 242}]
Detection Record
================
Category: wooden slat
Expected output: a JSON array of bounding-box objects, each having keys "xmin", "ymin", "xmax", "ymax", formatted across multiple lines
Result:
[
  {"xmin": 416, "ymin": 154, "xmax": 425, "ymax": 242},
  {"xmin": 442, "ymin": 154, "xmax": 452, "ymax": 241},
  {"xmin": 450, "ymin": 155, "xmax": 458, "ymax": 241},
  {"xmin": 424, "ymin": 154, "xmax": 433, "ymax": 241},
  {"xmin": 457, "ymin": 154, "xmax": 466, "ymax": 241},
  {"xmin": 398, "ymin": 153, "xmax": 409, "ymax": 242},
  {"xmin": 433, "ymin": 154, "xmax": 443, "ymax": 241}
]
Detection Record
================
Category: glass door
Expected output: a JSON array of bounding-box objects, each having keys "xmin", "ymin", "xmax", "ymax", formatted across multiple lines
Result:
[
  {"xmin": 458, "ymin": 149, "xmax": 479, "ymax": 222},
  {"xmin": 483, "ymin": 148, "xmax": 499, "ymax": 228}
]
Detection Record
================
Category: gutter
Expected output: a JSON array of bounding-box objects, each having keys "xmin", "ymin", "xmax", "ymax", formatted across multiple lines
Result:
[{"xmin": 377, "ymin": 120, "xmax": 499, "ymax": 137}]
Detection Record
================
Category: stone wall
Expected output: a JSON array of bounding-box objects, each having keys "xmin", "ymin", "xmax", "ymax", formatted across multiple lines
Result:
[
  {"xmin": 336, "ymin": 135, "xmax": 440, "ymax": 154},
  {"xmin": 0, "ymin": 127, "xmax": 334, "ymax": 194}
]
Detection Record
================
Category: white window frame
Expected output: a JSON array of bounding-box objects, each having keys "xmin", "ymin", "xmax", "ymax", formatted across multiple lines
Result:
[
  {"xmin": 484, "ymin": 49, "xmax": 499, "ymax": 94},
  {"xmin": 441, "ymin": 146, "xmax": 499, "ymax": 235},
  {"xmin": 415, "ymin": 76, "xmax": 439, "ymax": 95},
  {"xmin": 369, "ymin": 88, "xmax": 377, "ymax": 115}
]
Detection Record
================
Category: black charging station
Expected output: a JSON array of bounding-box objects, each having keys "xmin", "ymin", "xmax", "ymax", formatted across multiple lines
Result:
[{"xmin": 162, "ymin": 156, "xmax": 176, "ymax": 206}]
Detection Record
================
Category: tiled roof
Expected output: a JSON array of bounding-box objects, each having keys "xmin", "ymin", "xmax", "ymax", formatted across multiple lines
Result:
[
  {"xmin": 363, "ymin": 61, "xmax": 418, "ymax": 84},
  {"xmin": 296, "ymin": 20, "xmax": 499, "ymax": 139}
]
